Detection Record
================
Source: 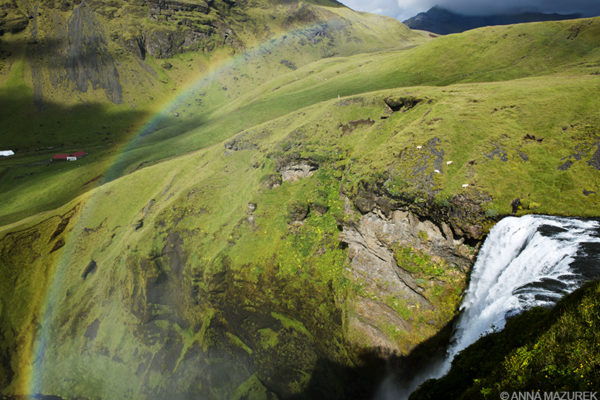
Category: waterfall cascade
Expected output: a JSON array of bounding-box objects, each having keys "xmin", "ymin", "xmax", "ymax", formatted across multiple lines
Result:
[
  {"xmin": 446, "ymin": 215, "xmax": 600, "ymax": 369},
  {"xmin": 380, "ymin": 215, "xmax": 600, "ymax": 400}
]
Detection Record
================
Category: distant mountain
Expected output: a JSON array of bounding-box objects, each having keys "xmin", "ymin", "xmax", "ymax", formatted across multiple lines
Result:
[{"xmin": 403, "ymin": 6, "xmax": 581, "ymax": 35}]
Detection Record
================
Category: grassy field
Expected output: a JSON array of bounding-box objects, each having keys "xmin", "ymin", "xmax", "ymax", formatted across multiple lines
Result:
[
  {"xmin": 0, "ymin": 0, "xmax": 426, "ymax": 223},
  {"xmin": 0, "ymin": 9, "xmax": 600, "ymax": 399},
  {"xmin": 2, "ymin": 17, "xmax": 600, "ymax": 223}
]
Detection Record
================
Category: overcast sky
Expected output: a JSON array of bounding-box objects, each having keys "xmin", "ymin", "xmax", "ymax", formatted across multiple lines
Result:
[{"xmin": 339, "ymin": 0, "xmax": 600, "ymax": 21}]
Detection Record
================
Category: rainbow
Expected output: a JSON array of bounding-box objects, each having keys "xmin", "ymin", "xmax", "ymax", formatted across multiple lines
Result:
[{"xmin": 23, "ymin": 11, "xmax": 352, "ymax": 397}]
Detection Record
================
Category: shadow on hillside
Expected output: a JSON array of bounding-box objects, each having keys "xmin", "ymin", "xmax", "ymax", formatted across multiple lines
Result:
[
  {"xmin": 0, "ymin": 36, "xmax": 133, "ymax": 65},
  {"xmin": 0, "ymin": 87, "xmax": 213, "ymax": 220},
  {"xmin": 0, "ymin": 91, "xmax": 159, "ymax": 222},
  {"xmin": 0, "ymin": 37, "xmax": 63, "ymax": 59},
  {"xmin": 0, "ymin": 88, "xmax": 146, "ymax": 152},
  {"xmin": 288, "ymin": 317, "xmax": 458, "ymax": 400},
  {"xmin": 0, "ymin": 319, "xmax": 458, "ymax": 400}
]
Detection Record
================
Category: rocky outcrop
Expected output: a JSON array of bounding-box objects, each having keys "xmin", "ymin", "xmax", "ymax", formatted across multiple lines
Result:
[
  {"xmin": 144, "ymin": 28, "xmax": 183, "ymax": 58},
  {"xmin": 287, "ymin": 201, "xmax": 309, "ymax": 223},
  {"xmin": 225, "ymin": 135, "xmax": 258, "ymax": 152},
  {"xmin": 148, "ymin": 0, "xmax": 210, "ymax": 17},
  {"xmin": 351, "ymin": 178, "xmax": 493, "ymax": 241},
  {"xmin": 143, "ymin": 0, "xmax": 239, "ymax": 57},
  {"xmin": 66, "ymin": 3, "xmax": 122, "ymax": 103},
  {"xmin": 588, "ymin": 142, "xmax": 600, "ymax": 170},
  {"xmin": 279, "ymin": 161, "xmax": 318, "ymax": 182},
  {"xmin": 340, "ymin": 197, "xmax": 474, "ymax": 354},
  {"xmin": 383, "ymin": 96, "xmax": 423, "ymax": 112}
]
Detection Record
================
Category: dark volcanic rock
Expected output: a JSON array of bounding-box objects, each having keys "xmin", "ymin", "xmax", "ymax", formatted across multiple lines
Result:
[
  {"xmin": 287, "ymin": 201, "xmax": 309, "ymax": 222},
  {"xmin": 149, "ymin": 0, "xmax": 210, "ymax": 17},
  {"xmin": 511, "ymin": 198, "xmax": 521, "ymax": 214},
  {"xmin": 84, "ymin": 319, "xmax": 101, "ymax": 340},
  {"xmin": 384, "ymin": 96, "xmax": 422, "ymax": 112},
  {"xmin": 126, "ymin": 36, "xmax": 147, "ymax": 59},
  {"xmin": 558, "ymin": 160, "xmax": 573, "ymax": 170},
  {"xmin": 485, "ymin": 146, "xmax": 508, "ymax": 162},
  {"xmin": 587, "ymin": 143, "xmax": 600, "ymax": 170},
  {"xmin": 280, "ymin": 59, "xmax": 297, "ymax": 70},
  {"xmin": 144, "ymin": 29, "xmax": 182, "ymax": 58},
  {"xmin": 82, "ymin": 260, "xmax": 97, "ymax": 279}
]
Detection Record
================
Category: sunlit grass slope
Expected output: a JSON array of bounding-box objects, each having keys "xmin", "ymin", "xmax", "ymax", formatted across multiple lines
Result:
[
  {"xmin": 1, "ymin": 66, "xmax": 599, "ymax": 399},
  {"xmin": 0, "ymin": 15, "xmax": 599, "ymax": 399},
  {"xmin": 3, "ymin": 17, "xmax": 600, "ymax": 222},
  {"xmin": 0, "ymin": 0, "xmax": 426, "ymax": 223}
]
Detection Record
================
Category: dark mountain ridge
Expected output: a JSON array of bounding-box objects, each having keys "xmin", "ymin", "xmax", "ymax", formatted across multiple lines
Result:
[{"xmin": 404, "ymin": 5, "xmax": 581, "ymax": 35}]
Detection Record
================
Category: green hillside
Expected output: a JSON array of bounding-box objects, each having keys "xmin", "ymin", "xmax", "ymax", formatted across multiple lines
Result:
[
  {"xmin": 0, "ymin": 4, "xmax": 600, "ymax": 399},
  {"xmin": 0, "ymin": 0, "xmax": 425, "ymax": 223}
]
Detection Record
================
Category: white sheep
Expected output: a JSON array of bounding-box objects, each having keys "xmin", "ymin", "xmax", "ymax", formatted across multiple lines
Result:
[
  {"xmin": 462, "ymin": 184, "xmax": 469, "ymax": 188},
  {"xmin": 417, "ymin": 145, "xmax": 422, "ymax": 149},
  {"xmin": 434, "ymin": 169, "xmax": 441, "ymax": 174},
  {"xmin": 446, "ymin": 161, "xmax": 453, "ymax": 165}
]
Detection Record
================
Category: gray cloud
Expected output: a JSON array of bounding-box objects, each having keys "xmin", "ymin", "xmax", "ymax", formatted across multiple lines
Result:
[{"xmin": 340, "ymin": 0, "xmax": 600, "ymax": 21}]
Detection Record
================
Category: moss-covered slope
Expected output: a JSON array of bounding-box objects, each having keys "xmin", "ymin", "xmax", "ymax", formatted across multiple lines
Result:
[{"xmin": 0, "ymin": 14, "xmax": 599, "ymax": 400}]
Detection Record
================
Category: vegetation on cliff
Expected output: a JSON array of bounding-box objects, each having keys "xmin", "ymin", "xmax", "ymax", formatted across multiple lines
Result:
[{"xmin": 0, "ymin": 2, "xmax": 599, "ymax": 398}]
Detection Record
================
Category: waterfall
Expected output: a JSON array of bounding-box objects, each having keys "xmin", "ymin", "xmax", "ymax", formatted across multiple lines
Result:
[
  {"xmin": 446, "ymin": 215, "xmax": 600, "ymax": 368},
  {"xmin": 379, "ymin": 215, "xmax": 600, "ymax": 400}
]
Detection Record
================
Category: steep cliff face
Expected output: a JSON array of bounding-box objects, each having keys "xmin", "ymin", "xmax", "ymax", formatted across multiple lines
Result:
[
  {"xmin": 341, "ymin": 202, "xmax": 473, "ymax": 354},
  {"xmin": 66, "ymin": 3, "xmax": 122, "ymax": 103},
  {"xmin": 0, "ymin": 0, "xmax": 420, "ymax": 105}
]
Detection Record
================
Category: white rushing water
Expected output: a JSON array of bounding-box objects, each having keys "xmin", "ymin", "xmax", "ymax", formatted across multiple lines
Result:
[
  {"xmin": 445, "ymin": 215, "xmax": 600, "ymax": 372},
  {"xmin": 379, "ymin": 215, "xmax": 600, "ymax": 400}
]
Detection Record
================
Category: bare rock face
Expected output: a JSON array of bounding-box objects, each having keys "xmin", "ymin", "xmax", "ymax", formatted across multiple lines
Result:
[
  {"xmin": 148, "ymin": 0, "xmax": 210, "ymax": 17},
  {"xmin": 279, "ymin": 162, "xmax": 318, "ymax": 182},
  {"xmin": 144, "ymin": 28, "xmax": 183, "ymax": 58},
  {"xmin": 143, "ymin": 0, "xmax": 240, "ymax": 57},
  {"xmin": 341, "ymin": 211, "xmax": 428, "ymax": 305},
  {"xmin": 66, "ymin": 2, "xmax": 123, "ymax": 103},
  {"xmin": 340, "ymin": 203, "xmax": 473, "ymax": 354}
]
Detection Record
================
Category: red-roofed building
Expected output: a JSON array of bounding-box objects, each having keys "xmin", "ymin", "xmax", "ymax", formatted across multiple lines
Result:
[
  {"xmin": 70, "ymin": 151, "xmax": 87, "ymax": 158},
  {"xmin": 52, "ymin": 151, "xmax": 87, "ymax": 162},
  {"xmin": 53, "ymin": 154, "xmax": 69, "ymax": 161}
]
